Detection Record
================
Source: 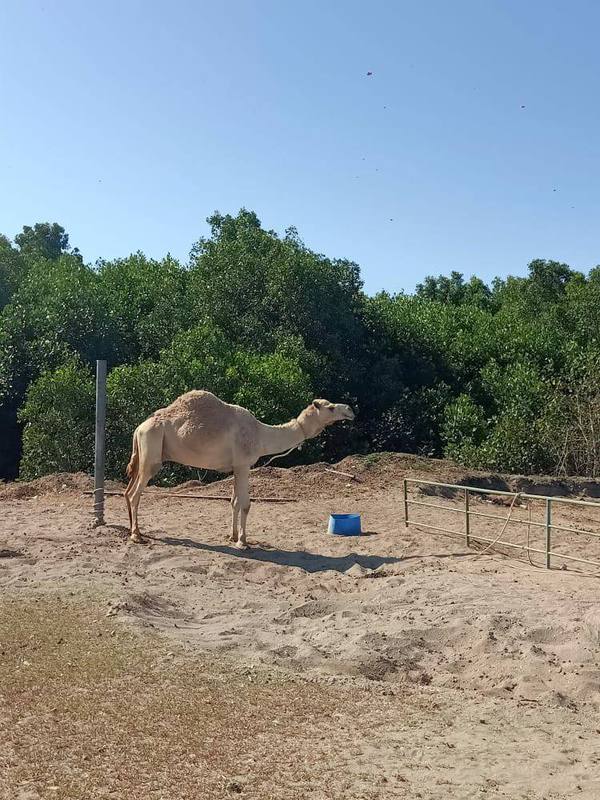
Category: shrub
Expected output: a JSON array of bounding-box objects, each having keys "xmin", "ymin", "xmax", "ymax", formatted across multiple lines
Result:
[{"xmin": 19, "ymin": 360, "xmax": 94, "ymax": 479}]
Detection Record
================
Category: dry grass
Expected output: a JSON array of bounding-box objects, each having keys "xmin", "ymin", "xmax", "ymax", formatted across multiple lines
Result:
[{"xmin": 0, "ymin": 592, "xmax": 416, "ymax": 800}]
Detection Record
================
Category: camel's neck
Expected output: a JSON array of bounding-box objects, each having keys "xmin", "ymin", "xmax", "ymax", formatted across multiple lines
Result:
[{"xmin": 257, "ymin": 419, "xmax": 306, "ymax": 457}]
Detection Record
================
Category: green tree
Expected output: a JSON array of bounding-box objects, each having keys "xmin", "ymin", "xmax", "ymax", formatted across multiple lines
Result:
[
  {"xmin": 19, "ymin": 360, "xmax": 95, "ymax": 479},
  {"xmin": 188, "ymin": 210, "xmax": 366, "ymax": 394},
  {"xmin": 96, "ymin": 253, "xmax": 191, "ymax": 364},
  {"xmin": 442, "ymin": 394, "xmax": 487, "ymax": 466},
  {"xmin": 6, "ymin": 210, "xmax": 600, "ymax": 483},
  {"xmin": 416, "ymin": 271, "xmax": 492, "ymax": 309},
  {"xmin": 15, "ymin": 223, "xmax": 72, "ymax": 261},
  {"xmin": 0, "ymin": 235, "xmax": 26, "ymax": 309}
]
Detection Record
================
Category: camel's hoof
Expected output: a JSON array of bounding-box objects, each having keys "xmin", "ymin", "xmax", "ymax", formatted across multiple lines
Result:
[
  {"xmin": 235, "ymin": 540, "xmax": 249, "ymax": 550},
  {"xmin": 129, "ymin": 532, "xmax": 146, "ymax": 544}
]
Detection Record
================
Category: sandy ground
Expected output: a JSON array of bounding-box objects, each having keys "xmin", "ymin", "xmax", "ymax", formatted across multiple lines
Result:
[{"xmin": 1, "ymin": 454, "xmax": 600, "ymax": 799}]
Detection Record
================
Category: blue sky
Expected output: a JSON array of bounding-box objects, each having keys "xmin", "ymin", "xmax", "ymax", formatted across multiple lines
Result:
[{"xmin": 1, "ymin": 0, "xmax": 598, "ymax": 294}]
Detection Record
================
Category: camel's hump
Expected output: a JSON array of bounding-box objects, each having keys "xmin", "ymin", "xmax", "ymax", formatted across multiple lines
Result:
[
  {"xmin": 152, "ymin": 390, "xmax": 246, "ymax": 423},
  {"xmin": 177, "ymin": 389, "xmax": 221, "ymax": 405}
]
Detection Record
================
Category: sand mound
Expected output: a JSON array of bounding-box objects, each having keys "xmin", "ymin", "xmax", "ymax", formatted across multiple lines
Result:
[
  {"xmin": 0, "ymin": 472, "xmax": 126, "ymax": 500},
  {"xmin": 173, "ymin": 453, "xmax": 600, "ymax": 502},
  {"xmin": 0, "ymin": 472, "xmax": 93, "ymax": 500},
  {"xmin": 4, "ymin": 451, "xmax": 600, "ymax": 503}
]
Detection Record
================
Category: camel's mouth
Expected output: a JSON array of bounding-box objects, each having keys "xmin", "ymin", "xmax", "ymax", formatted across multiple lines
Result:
[{"xmin": 341, "ymin": 407, "xmax": 355, "ymax": 422}]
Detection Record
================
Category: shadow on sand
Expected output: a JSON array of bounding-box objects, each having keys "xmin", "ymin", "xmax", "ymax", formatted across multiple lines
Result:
[
  {"xmin": 155, "ymin": 535, "xmax": 473, "ymax": 574},
  {"xmin": 102, "ymin": 523, "xmax": 131, "ymax": 536}
]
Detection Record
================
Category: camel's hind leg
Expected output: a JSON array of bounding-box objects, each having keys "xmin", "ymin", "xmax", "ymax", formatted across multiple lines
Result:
[
  {"xmin": 124, "ymin": 477, "xmax": 134, "ymax": 531},
  {"xmin": 128, "ymin": 473, "xmax": 154, "ymax": 543},
  {"xmin": 127, "ymin": 426, "xmax": 163, "ymax": 543}
]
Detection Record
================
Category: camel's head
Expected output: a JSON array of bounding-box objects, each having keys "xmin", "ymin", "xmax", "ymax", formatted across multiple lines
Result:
[{"xmin": 298, "ymin": 399, "xmax": 355, "ymax": 438}]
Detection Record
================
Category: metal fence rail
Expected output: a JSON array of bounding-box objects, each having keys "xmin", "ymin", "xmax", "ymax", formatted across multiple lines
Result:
[{"xmin": 403, "ymin": 478, "xmax": 600, "ymax": 570}]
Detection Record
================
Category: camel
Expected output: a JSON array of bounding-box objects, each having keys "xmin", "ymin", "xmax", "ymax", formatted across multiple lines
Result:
[{"xmin": 124, "ymin": 390, "xmax": 355, "ymax": 547}]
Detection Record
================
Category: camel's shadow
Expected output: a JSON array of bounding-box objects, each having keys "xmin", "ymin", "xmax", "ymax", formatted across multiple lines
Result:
[{"xmin": 157, "ymin": 535, "xmax": 402, "ymax": 574}]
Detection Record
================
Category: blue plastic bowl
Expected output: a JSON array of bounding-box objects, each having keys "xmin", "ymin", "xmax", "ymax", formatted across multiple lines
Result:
[{"xmin": 328, "ymin": 513, "xmax": 362, "ymax": 536}]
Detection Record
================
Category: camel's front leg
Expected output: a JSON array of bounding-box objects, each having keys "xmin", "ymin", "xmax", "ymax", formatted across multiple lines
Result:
[
  {"xmin": 234, "ymin": 466, "xmax": 251, "ymax": 549},
  {"xmin": 230, "ymin": 480, "xmax": 239, "ymax": 543}
]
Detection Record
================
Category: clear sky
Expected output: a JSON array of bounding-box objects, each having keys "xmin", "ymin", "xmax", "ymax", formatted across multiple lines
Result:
[{"xmin": 1, "ymin": 0, "xmax": 598, "ymax": 294}]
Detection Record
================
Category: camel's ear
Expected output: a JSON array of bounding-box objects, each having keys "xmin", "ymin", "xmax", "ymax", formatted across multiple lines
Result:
[{"xmin": 312, "ymin": 399, "xmax": 326, "ymax": 409}]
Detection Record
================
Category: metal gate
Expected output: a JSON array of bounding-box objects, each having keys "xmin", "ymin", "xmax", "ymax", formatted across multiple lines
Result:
[{"xmin": 403, "ymin": 478, "xmax": 600, "ymax": 570}]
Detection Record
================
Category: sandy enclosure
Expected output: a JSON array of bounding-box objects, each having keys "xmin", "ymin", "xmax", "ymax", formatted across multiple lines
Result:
[{"xmin": 2, "ymin": 454, "xmax": 600, "ymax": 798}]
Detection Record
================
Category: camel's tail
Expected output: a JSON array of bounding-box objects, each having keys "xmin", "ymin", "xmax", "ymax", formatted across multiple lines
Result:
[{"xmin": 126, "ymin": 430, "xmax": 139, "ymax": 484}]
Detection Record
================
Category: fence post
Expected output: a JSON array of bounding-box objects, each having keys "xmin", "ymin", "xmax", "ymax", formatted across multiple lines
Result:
[
  {"xmin": 545, "ymin": 498, "xmax": 552, "ymax": 569},
  {"xmin": 93, "ymin": 360, "xmax": 107, "ymax": 527},
  {"xmin": 465, "ymin": 488, "xmax": 470, "ymax": 547},
  {"xmin": 403, "ymin": 479, "xmax": 409, "ymax": 527}
]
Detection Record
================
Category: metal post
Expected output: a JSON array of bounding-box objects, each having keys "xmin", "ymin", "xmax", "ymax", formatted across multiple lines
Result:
[
  {"xmin": 465, "ymin": 488, "xmax": 470, "ymax": 547},
  {"xmin": 545, "ymin": 498, "xmax": 552, "ymax": 569},
  {"xmin": 93, "ymin": 360, "xmax": 107, "ymax": 527},
  {"xmin": 403, "ymin": 479, "xmax": 409, "ymax": 527}
]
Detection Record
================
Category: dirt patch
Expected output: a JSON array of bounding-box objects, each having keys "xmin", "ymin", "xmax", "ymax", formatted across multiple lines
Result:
[
  {"xmin": 1, "ymin": 458, "xmax": 599, "ymax": 705},
  {"xmin": 0, "ymin": 547, "xmax": 24, "ymax": 559},
  {"xmin": 2, "ymin": 457, "xmax": 600, "ymax": 796},
  {"xmin": 2, "ymin": 592, "xmax": 600, "ymax": 800},
  {"xmin": 0, "ymin": 593, "xmax": 377, "ymax": 799}
]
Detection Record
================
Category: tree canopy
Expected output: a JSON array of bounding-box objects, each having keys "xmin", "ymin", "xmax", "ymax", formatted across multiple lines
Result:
[{"xmin": 2, "ymin": 212, "xmax": 600, "ymax": 482}]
